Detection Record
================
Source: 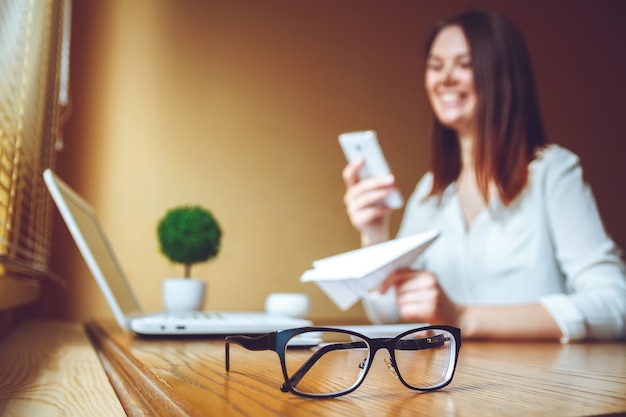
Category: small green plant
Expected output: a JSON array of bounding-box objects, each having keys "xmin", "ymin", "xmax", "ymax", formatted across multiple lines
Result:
[{"xmin": 157, "ymin": 205, "xmax": 222, "ymax": 278}]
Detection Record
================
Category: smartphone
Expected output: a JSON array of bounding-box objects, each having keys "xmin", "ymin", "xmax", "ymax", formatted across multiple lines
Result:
[{"xmin": 338, "ymin": 130, "xmax": 404, "ymax": 209}]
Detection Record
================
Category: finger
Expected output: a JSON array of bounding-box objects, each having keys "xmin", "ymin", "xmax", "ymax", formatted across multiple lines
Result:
[
  {"xmin": 396, "ymin": 283, "xmax": 437, "ymax": 304},
  {"xmin": 342, "ymin": 158, "xmax": 365, "ymax": 187},
  {"xmin": 345, "ymin": 185, "xmax": 396, "ymax": 213},
  {"xmin": 395, "ymin": 285, "xmax": 439, "ymax": 322},
  {"xmin": 344, "ymin": 175, "xmax": 398, "ymax": 208},
  {"xmin": 395, "ymin": 273, "xmax": 438, "ymax": 294},
  {"xmin": 379, "ymin": 269, "xmax": 420, "ymax": 293},
  {"xmin": 347, "ymin": 205, "xmax": 390, "ymax": 229},
  {"xmin": 397, "ymin": 302, "xmax": 433, "ymax": 323},
  {"xmin": 344, "ymin": 163, "xmax": 397, "ymax": 193}
]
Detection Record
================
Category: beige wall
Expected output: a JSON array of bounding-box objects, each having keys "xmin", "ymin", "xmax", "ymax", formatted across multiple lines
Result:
[{"xmin": 30, "ymin": 0, "xmax": 626, "ymax": 323}]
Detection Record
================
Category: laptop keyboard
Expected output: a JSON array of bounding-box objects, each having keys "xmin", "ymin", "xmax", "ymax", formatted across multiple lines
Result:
[
  {"xmin": 165, "ymin": 311, "xmax": 220, "ymax": 321},
  {"xmin": 142, "ymin": 311, "xmax": 304, "ymax": 325},
  {"xmin": 130, "ymin": 311, "xmax": 314, "ymax": 335}
]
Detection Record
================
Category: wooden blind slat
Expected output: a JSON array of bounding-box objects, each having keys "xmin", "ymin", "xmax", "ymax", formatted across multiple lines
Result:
[{"xmin": 0, "ymin": 0, "xmax": 67, "ymax": 285}]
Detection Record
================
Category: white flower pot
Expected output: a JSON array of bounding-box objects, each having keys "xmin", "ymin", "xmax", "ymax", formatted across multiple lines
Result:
[{"xmin": 162, "ymin": 278, "xmax": 207, "ymax": 312}]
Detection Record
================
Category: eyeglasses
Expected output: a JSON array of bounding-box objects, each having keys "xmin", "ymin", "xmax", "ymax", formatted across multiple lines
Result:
[{"xmin": 225, "ymin": 325, "xmax": 461, "ymax": 398}]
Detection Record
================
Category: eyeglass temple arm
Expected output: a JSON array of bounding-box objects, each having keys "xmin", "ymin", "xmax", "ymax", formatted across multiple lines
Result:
[
  {"xmin": 282, "ymin": 334, "xmax": 448, "ymax": 392},
  {"xmin": 225, "ymin": 333, "xmax": 275, "ymax": 372},
  {"xmin": 281, "ymin": 340, "xmax": 367, "ymax": 392}
]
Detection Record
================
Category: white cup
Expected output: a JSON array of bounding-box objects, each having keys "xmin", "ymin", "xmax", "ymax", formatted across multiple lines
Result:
[
  {"xmin": 264, "ymin": 293, "xmax": 311, "ymax": 319},
  {"xmin": 361, "ymin": 288, "xmax": 400, "ymax": 324}
]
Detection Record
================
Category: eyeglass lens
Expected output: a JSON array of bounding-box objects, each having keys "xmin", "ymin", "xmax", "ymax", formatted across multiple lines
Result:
[
  {"xmin": 393, "ymin": 328, "xmax": 456, "ymax": 389},
  {"xmin": 282, "ymin": 328, "xmax": 456, "ymax": 396},
  {"xmin": 283, "ymin": 330, "xmax": 369, "ymax": 396}
]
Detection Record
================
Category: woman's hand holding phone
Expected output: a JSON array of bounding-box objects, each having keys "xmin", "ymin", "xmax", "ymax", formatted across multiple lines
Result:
[
  {"xmin": 340, "ymin": 130, "xmax": 402, "ymax": 246},
  {"xmin": 342, "ymin": 157, "xmax": 398, "ymax": 246}
]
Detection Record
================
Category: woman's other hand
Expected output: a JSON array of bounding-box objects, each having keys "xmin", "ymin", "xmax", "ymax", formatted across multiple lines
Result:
[
  {"xmin": 381, "ymin": 269, "xmax": 465, "ymax": 327},
  {"xmin": 342, "ymin": 158, "xmax": 398, "ymax": 246}
]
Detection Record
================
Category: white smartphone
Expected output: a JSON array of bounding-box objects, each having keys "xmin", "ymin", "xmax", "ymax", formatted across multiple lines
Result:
[{"xmin": 338, "ymin": 130, "xmax": 404, "ymax": 209}]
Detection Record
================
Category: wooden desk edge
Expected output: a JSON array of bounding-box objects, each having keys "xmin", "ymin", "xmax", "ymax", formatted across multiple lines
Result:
[{"xmin": 85, "ymin": 320, "xmax": 196, "ymax": 417}]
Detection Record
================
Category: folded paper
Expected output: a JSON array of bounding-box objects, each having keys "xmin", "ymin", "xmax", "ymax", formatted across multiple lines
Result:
[{"xmin": 300, "ymin": 230, "xmax": 440, "ymax": 310}]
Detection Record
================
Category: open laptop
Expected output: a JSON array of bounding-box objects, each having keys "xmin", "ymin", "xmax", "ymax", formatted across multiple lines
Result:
[{"xmin": 43, "ymin": 169, "xmax": 312, "ymax": 336}]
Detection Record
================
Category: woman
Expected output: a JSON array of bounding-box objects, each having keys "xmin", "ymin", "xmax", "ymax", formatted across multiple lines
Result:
[{"xmin": 342, "ymin": 9, "xmax": 626, "ymax": 342}]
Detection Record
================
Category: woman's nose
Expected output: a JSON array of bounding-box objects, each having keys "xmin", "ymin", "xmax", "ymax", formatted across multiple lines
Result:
[{"xmin": 441, "ymin": 65, "xmax": 458, "ymax": 85}]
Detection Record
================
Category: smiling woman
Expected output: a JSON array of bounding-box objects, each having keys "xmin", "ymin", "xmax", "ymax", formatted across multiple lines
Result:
[
  {"xmin": 342, "ymin": 8, "xmax": 626, "ymax": 342},
  {"xmin": 424, "ymin": 10, "xmax": 546, "ymax": 209}
]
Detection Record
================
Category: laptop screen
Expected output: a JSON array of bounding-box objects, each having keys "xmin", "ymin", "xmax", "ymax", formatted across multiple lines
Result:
[{"xmin": 44, "ymin": 169, "xmax": 141, "ymax": 327}]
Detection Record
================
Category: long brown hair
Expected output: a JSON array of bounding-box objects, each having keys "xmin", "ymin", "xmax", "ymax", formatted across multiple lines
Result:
[{"xmin": 425, "ymin": 9, "xmax": 547, "ymax": 206}]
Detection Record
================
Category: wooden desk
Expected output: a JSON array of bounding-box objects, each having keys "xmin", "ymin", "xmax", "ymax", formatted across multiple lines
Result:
[
  {"xmin": 0, "ymin": 320, "xmax": 125, "ymax": 417},
  {"xmin": 86, "ymin": 319, "xmax": 626, "ymax": 417}
]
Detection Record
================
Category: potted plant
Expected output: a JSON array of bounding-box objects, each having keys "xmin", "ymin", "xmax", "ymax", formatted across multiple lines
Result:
[{"xmin": 157, "ymin": 205, "xmax": 222, "ymax": 311}]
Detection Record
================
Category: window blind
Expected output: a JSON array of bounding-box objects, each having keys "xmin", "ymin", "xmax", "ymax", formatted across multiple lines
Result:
[{"xmin": 0, "ymin": 0, "xmax": 69, "ymax": 291}]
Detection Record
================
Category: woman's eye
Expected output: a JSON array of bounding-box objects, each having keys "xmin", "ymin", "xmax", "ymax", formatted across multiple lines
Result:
[
  {"xmin": 426, "ymin": 61, "xmax": 443, "ymax": 71},
  {"xmin": 458, "ymin": 57, "xmax": 472, "ymax": 68}
]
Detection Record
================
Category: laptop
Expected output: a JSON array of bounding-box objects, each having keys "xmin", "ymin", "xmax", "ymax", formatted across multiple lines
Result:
[{"xmin": 43, "ymin": 169, "xmax": 312, "ymax": 336}]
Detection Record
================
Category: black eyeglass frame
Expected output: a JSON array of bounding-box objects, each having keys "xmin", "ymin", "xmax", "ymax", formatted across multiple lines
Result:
[{"xmin": 225, "ymin": 325, "xmax": 461, "ymax": 398}]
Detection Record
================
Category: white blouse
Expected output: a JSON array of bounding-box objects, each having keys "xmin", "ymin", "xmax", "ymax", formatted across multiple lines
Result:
[{"xmin": 396, "ymin": 145, "xmax": 626, "ymax": 342}]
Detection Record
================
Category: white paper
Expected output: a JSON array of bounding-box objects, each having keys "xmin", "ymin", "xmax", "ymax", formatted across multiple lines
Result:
[{"xmin": 300, "ymin": 230, "xmax": 440, "ymax": 310}]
